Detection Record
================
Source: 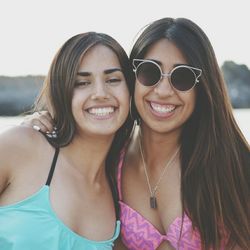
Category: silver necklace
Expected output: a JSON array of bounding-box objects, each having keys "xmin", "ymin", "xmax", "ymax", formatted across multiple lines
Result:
[{"xmin": 138, "ymin": 130, "xmax": 180, "ymax": 209}]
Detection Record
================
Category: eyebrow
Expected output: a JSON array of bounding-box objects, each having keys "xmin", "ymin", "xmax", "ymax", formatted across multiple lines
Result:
[
  {"xmin": 104, "ymin": 68, "xmax": 122, "ymax": 74},
  {"xmin": 147, "ymin": 59, "xmax": 189, "ymax": 68},
  {"xmin": 76, "ymin": 72, "xmax": 91, "ymax": 77},
  {"xmin": 77, "ymin": 68, "xmax": 122, "ymax": 76},
  {"xmin": 149, "ymin": 59, "xmax": 162, "ymax": 66}
]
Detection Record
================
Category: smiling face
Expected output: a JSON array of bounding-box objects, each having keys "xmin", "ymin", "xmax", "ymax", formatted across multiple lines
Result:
[
  {"xmin": 134, "ymin": 38, "xmax": 197, "ymax": 136},
  {"xmin": 71, "ymin": 44, "xmax": 129, "ymax": 137}
]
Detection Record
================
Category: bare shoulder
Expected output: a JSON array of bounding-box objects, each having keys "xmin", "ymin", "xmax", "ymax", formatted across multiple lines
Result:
[
  {"xmin": 0, "ymin": 126, "xmax": 51, "ymax": 182},
  {"xmin": 0, "ymin": 125, "xmax": 56, "ymax": 201},
  {"xmin": 0, "ymin": 125, "xmax": 46, "ymax": 152}
]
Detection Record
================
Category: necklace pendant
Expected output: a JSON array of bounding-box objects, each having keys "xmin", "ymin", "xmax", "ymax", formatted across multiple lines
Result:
[{"xmin": 150, "ymin": 196, "xmax": 157, "ymax": 209}]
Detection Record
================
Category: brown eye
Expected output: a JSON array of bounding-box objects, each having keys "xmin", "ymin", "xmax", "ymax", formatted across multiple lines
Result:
[
  {"xmin": 74, "ymin": 81, "xmax": 91, "ymax": 87},
  {"xmin": 106, "ymin": 78, "xmax": 121, "ymax": 85}
]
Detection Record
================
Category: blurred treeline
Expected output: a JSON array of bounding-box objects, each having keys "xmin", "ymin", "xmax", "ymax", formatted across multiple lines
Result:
[
  {"xmin": 222, "ymin": 61, "xmax": 250, "ymax": 108},
  {"xmin": 0, "ymin": 61, "xmax": 249, "ymax": 116},
  {"xmin": 0, "ymin": 75, "xmax": 44, "ymax": 116}
]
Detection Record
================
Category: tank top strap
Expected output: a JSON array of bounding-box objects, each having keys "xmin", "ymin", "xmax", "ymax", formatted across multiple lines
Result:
[
  {"xmin": 117, "ymin": 147, "xmax": 126, "ymax": 200},
  {"xmin": 45, "ymin": 147, "xmax": 60, "ymax": 186}
]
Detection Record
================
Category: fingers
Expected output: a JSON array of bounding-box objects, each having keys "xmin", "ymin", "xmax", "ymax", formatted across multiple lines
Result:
[
  {"xmin": 21, "ymin": 111, "xmax": 55, "ymax": 133},
  {"xmin": 32, "ymin": 125, "xmax": 41, "ymax": 131},
  {"xmin": 35, "ymin": 111, "xmax": 55, "ymax": 132}
]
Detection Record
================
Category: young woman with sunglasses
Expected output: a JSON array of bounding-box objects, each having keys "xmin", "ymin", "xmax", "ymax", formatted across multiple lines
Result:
[
  {"xmin": 124, "ymin": 17, "xmax": 249, "ymax": 250},
  {"xmin": 0, "ymin": 32, "xmax": 134, "ymax": 249},
  {"xmin": 22, "ymin": 18, "xmax": 250, "ymax": 250}
]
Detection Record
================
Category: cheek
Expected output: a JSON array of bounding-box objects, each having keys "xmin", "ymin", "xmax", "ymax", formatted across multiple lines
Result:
[
  {"xmin": 180, "ymin": 90, "xmax": 197, "ymax": 115},
  {"xmin": 71, "ymin": 93, "xmax": 79, "ymax": 109},
  {"xmin": 110, "ymin": 84, "xmax": 130, "ymax": 121},
  {"xmin": 71, "ymin": 91, "xmax": 86, "ymax": 116},
  {"xmin": 123, "ymin": 85, "xmax": 130, "ymax": 102},
  {"xmin": 134, "ymin": 82, "xmax": 151, "ymax": 115}
]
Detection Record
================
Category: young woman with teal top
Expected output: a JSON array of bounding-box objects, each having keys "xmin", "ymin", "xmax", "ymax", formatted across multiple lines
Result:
[{"xmin": 0, "ymin": 32, "xmax": 134, "ymax": 249}]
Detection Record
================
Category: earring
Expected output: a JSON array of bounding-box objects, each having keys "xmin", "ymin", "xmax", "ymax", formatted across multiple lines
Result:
[
  {"xmin": 129, "ymin": 97, "xmax": 140, "ymax": 125},
  {"xmin": 129, "ymin": 97, "xmax": 134, "ymax": 121}
]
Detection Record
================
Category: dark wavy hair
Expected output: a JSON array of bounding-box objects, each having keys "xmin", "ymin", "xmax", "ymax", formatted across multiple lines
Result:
[
  {"xmin": 130, "ymin": 18, "xmax": 250, "ymax": 249},
  {"xmin": 35, "ymin": 32, "xmax": 134, "ymax": 214}
]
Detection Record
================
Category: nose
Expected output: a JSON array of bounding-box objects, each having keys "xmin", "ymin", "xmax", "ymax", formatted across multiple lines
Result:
[
  {"xmin": 91, "ymin": 80, "xmax": 109, "ymax": 100},
  {"xmin": 153, "ymin": 75, "xmax": 175, "ymax": 97}
]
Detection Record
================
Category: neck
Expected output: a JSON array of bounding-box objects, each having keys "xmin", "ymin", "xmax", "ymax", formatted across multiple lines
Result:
[
  {"xmin": 61, "ymin": 133, "xmax": 114, "ymax": 183},
  {"xmin": 138, "ymin": 123, "xmax": 181, "ymax": 170},
  {"xmin": 137, "ymin": 123, "xmax": 181, "ymax": 209}
]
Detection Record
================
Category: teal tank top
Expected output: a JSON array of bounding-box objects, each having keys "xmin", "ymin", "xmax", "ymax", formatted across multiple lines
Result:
[{"xmin": 0, "ymin": 148, "xmax": 120, "ymax": 250}]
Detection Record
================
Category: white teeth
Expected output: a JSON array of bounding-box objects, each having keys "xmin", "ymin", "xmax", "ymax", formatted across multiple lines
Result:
[
  {"xmin": 150, "ymin": 103, "xmax": 175, "ymax": 113},
  {"xmin": 88, "ymin": 107, "xmax": 114, "ymax": 116}
]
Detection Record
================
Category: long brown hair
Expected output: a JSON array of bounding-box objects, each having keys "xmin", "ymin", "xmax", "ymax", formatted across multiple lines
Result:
[
  {"xmin": 130, "ymin": 18, "xmax": 250, "ymax": 249},
  {"xmin": 35, "ymin": 32, "xmax": 134, "ymax": 214}
]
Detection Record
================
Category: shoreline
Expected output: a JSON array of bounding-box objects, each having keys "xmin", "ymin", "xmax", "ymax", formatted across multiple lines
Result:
[{"xmin": 0, "ymin": 110, "xmax": 249, "ymax": 143}]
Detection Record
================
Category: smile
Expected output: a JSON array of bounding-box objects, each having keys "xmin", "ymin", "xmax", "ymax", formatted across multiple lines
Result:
[
  {"xmin": 150, "ymin": 102, "xmax": 176, "ymax": 114},
  {"xmin": 87, "ymin": 107, "xmax": 115, "ymax": 117}
]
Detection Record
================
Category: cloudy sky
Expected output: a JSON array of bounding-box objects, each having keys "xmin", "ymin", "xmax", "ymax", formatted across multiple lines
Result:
[{"xmin": 1, "ymin": 0, "xmax": 249, "ymax": 76}]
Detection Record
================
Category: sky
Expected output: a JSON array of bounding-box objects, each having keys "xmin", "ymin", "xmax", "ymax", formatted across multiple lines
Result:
[{"xmin": 1, "ymin": 0, "xmax": 249, "ymax": 76}]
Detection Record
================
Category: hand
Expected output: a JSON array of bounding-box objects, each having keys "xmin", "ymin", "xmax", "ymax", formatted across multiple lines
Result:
[{"xmin": 21, "ymin": 111, "xmax": 55, "ymax": 134}]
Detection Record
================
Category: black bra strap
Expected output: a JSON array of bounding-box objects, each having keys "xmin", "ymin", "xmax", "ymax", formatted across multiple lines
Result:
[{"xmin": 46, "ymin": 147, "xmax": 60, "ymax": 186}]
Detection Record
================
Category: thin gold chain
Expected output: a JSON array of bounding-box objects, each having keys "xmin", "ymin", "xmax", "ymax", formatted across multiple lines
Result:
[{"xmin": 138, "ymin": 129, "xmax": 180, "ymax": 198}]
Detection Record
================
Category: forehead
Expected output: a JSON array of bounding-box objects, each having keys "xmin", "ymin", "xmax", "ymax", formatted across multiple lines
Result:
[
  {"xmin": 144, "ymin": 39, "xmax": 187, "ymax": 66},
  {"xmin": 79, "ymin": 44, "xmax": 121, "ymax": 71}
]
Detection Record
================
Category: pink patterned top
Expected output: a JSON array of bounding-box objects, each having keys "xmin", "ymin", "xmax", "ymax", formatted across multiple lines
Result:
[{"xmin": 117, "ymin": 149, "xmax": 226, "ymax": 250}]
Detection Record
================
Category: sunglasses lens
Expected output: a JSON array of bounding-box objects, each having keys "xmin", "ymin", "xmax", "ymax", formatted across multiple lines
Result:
[
  {"xmin": 171, "ymin": 67, "xmax": 196, "ymax": 91},
  {"xmin": 136, "ymin": 62, "xmax": 161, "ymax": 86}
]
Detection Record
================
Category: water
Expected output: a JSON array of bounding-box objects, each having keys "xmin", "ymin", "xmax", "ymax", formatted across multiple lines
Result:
[{"xmin": 0, "ymin": 109, "xmax": 249, "ymax": 143}]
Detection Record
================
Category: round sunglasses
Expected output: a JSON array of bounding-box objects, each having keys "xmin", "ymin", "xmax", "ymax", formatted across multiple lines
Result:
[{"xmin": 132, "ymin": 59, "xmax": 202, "ymax": 92}]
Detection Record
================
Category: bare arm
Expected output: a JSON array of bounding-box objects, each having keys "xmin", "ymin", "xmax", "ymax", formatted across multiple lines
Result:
[
  {"xmin": 0, "ymin": 127, "xmax": 32, "ymax": 195},
  {"xmin": 0, "ymin": 126, "xmax": 43, "ymax": 197},
  {"xmin": 0, "ymin": 129, "xmax": 16, "ymax": 194}
]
